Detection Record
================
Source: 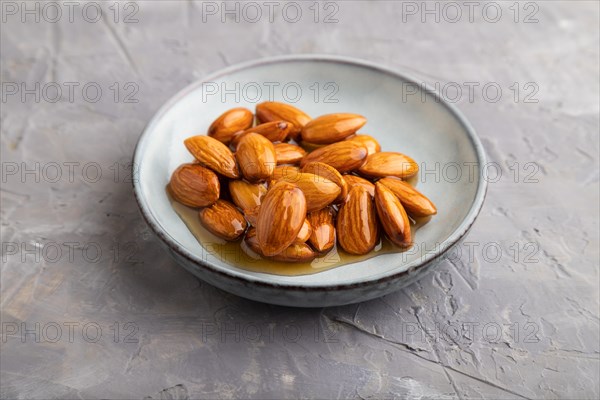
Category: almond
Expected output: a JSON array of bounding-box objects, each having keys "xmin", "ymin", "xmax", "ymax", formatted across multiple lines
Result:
[
  {"xmin": 358, "ymin": 152, "xmax": 419, "ymax": 179},
  {"xmin": 307, "ymin": 207, "xmax": 336, "ymax": 253},
  {"xmin": 256, "ymin": 102, "xmax": 311, "ymax": 141},
  {"xmin": 300, "ymin": 141, "xmax": 325, "ymax": 153},
  {"xmin": 229, "ymin": 180, "xmax": 267, "ymax": 213},
  {"xmin": 168, "ymin": 163, "xmax": 220, "ymax": 208},
  {"xmin": 230, "ymin": 121, "xmax": 293, "ymax": 149},
  {"xmin": 272, "ymin": 165, "xmax": 301, "ymax": 181},
  {"xmin": 275, "ymin": 172, "xmax": 341, "ymax": 212},
  {"xmin": 374, "ymin": 182, "xmax": 412, "ymax": 248},
  {"xmin": 343, "ymin": 174, "xmax": 375, "ymax": 197},
  {"xmin": 301, "ymin": 161, "xmax": 348, "ymax": 203},
  {"xmin": 379, "ymin": 177, "xmax": 437, "ymax": 217},
  {"xmin": 229, "ymin": 131, "xmax": 246, "ymax": 149},
  {"xmin": 244, "ymin": 205, "xmax": 260, "ymax": 226},
  {"xmin": 235, "ymin": 132, "xmax": 277, "ymax": 182},
  {"xmin": 243, "ymin": 121, "xmax": 291, "ymax": 143},
  {"xmin": 300, "ymin": 141, "xmax": 368, "ymax": 173},
  {"xmin": 271, "ymin": 243, "xmax": 316, "ymax": 263},
  {"xmin": 208, "ymin": 107, "xmax": 253, "ymax": 145},
  {"xmin": 199, "ymin": 199, "xmax": 247, "ymax": 241},
  {"xmin": 295, "ymin": 219, "xmax": 312, "ymax": 243},
  {"xmin": 245, "ymin": 226, "xmax": 315, "ymax": 263},
  {"xmin": 346, "ymin": 134, "xmax": 381, "ymax": 155},
  {"xmin": 256, "ymin": 181, "xmax": 307, "ymax": 256},
  {"xmin": 184, "ymin": 135, "xmax": 240, "ymax": 179},
  {"xmin": 244, "ymin": 227, "xmax": 262, "ymax": 254},
  {"xmin": 301, "ymin": 113, "xmax": 366, "ymax": 144},
  {"xmin": 274, "ymin": 143, "xmax": 307, "ymax": 165},
  {"xmin": 336, "ymin": 185, "xmax": 379, "ymax": 255}
]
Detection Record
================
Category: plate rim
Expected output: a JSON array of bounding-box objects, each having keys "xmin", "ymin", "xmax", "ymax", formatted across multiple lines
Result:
[{"xmin": 132, "ymin": 54, "xmax": 488, "ymax": 290}]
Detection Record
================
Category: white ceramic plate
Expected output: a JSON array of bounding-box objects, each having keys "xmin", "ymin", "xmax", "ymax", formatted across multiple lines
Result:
[{"xmin": 133, "ymin": 55, "xmax": 487, "ymax": 307}]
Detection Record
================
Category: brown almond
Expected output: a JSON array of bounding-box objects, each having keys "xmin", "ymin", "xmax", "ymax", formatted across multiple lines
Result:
[
  {"xmin": 256, "ymin": 102, "xmax": 311, "ymax": 141},
  {"xmin": 235, "ymin": 132, "xmax": 277, "ymax": 182},
  {"xmin": 208, "ymin": 107, "xmax": 253, "ymax": 145},
  {"xmin": 244, "ymin": 227, "xmax": 262, "ymax": 255},
  {"xmin": 301, "ymin": 113, "xmax": 367, "ymax": 144},
  {"xmin": 295, "ymin": 219, "xmax": 313, "ymax": 243},
  {"xmin": 275, "ymin": 172, "xmax": 341, "ymax": 212},
  {"xmin": 300, "ymin": 141, "xmax": 326, "ymax": 153},
  {"xmin": 243, "ymin": 121, "xmax": 291, "ymax": 143},
  {"xmin": 300, "ymin": 141, "xmax": 368, "ymax": 173},
  {"xmin": 336, "ymin": 185, "xmax": 379, "ymax": 255},
  {"xmin": 346, "ymin": 134, "xmax": 381, "ymax": 155},
  {"xmin": 199, "ymin": 199, "xmax": 247, "ymax": 241},
  {"xmin": 272, "ymin": 165, "xmax": 301, "ymax": 181},
  {"xmin": 184, "ymin": 135, "xmax": 240, "ymax": 179},
  {"xmin": 343, "ymin": 174, "xmax": 375, "ymax": 197},
  {"xmin": 245, "ymin": 225, "xmax": 315, "ymax": 263},
  {"xmin": 358, "ymin": 152, "xmax": 419, "ymax": 179},
  {"xmin": 379, "ymin": 177, "xmax": 437, "ymax": 217},
  {"xmin": 230, "ymin": 121, "xmax": 293, "ymax": 149},
  {"xmin": 229, "ymin": 180, "xmax": 267, "ymax": 213},
  {"xmin": 307, "ymin": 207, "xmax": 336, "ymax": 253},
  {"xmin": 374, "ymin": 182, "xmax": 412, "ymax": 248},
  {"xmin": 301, "ymin": 161, "xmax": 348, "ymax": 203},
  {"xmin": 168, "ymin": 163, "xmax": 220, "ymax": 208},
  {"xmin": 274, "ymin": 143, "xmax": 307, "ymax": 165},
  {"xmin": 256, "ymin": 181, "xmax": 307, "ymax": 256},
  {"xmin": 244, "ymin": 205, "xmax": 260, "ymax": 226},
  {"xmin": 271, "ymin": 243, "xmax": 316, "ymax": 263},
  {"xmin": 229, "ymin": 130, "xmax": 246, "ymax": 149}
]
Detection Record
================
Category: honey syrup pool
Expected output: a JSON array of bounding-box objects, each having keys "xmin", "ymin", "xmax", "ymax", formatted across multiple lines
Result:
[{"xmin": 169, "ymin": 185, "xmax": 430, "ymax": 276}]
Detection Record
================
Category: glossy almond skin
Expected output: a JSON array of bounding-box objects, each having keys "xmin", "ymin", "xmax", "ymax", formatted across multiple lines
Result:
[
  {"xmin": 336, "ymin": 186, "xmax": 379, "ymax": 255},
  {"xmin": 374, "ymin": 182, "xmax": 412, "ymax": 248},
  {"xmin": 343, "ymin": 174, "xmax": 375, "ymax": 197},
  {"xmin": 245, "ymin": 226, "xmax": 314, "ymax": 263},
  {"xmin": 236, "ymin": 132, "xmax": 277, "ymax": 182},
  {"xmin": 229, "ymin": 180, "xmax": 267, "ymax": 213},
  {"xmin": 358, "ymin": 152, "xmax": 419, "ymax": 179},
  {"xmin": 307, "ymin": 207, "xmax": 336, "ymax": 253},
  {"xmin": 272, "ymin": 165, "xmax": 301, "ymax": 181},
  {"xmin": 256, "ymin": 102, "xmax": 311, "ymax": 141},
  {"xmin": 256, "ymin": 181, "xmax": 307, "ymax": 256},
  {"xmin": 168, "ymin": 163, "xmax": 220, "ymax": 208},
  {"xmin": 199, "ymin": 199, "xmax": 247, "ymax": 241},
  {"xmin": 275, "ymin": 172, "xmax": 341, "ymax": 212},
  {"xmin": 302, "ymin": 161, "xmax": 348, "ymax": 203},
  {"xmin": 184, "ymin": 135, "xmax": 240, "ymax": 179},
  {"xmin": 346, "ymin": 134, "xmax": 381, "ymax": 156},
  {"xmin": 244, "ymin": 205, "xmax": 260, "ymax": 226},
  {"xmin": 231, "ymin": 121, "xmax": 292, "ymax": 148},
  {"xmin": 245, "ymin": 121, "xmax": 291, "ymax": 143},
  {"xmin": 271, "ymin": 243, "xmax": 316, "ymax": 263},
  {"xmin": 274, "ymin": 143, "xmax": 307, "ymax": 165},
  {"xmin": 301, "ymin": 113, "xmax": 367, "ymax": 144},
  {"xmin": 244, "ymin": 227, "xmax": 262, "ymax": 254},
  {"xmin": 300, "ymin": 141, "xmax": 368, "ymax": 173},
  {"xmin": 379, "ymin": 177, "xmax": 437, "ymax": 217},
  {"xmin": 295, "ymin": 219, "xmax": 312, "ymax": 243},
  {"xmin": 208, "ymin": 108, "xmax": 253, "ymax": 145},
  {"xmin": 300, "ymin": 141, "xmax": 326, "ymax": 153}
]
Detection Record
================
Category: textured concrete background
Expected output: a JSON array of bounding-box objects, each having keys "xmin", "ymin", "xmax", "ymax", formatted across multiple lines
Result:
[{"xmin": 1, "ymin": 1, "xmax": 599, "ymax": 399}]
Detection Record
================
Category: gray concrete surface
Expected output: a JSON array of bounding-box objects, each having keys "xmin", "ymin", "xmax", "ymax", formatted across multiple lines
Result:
[{"xmin": 1, "ymin": 1, "xmax": 599, "ymax": 399}]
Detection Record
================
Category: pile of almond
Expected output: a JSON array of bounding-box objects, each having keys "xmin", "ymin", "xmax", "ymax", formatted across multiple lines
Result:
[{"xmin": 168, "ymin": 102, "xmax": 437, "ymax": 263}]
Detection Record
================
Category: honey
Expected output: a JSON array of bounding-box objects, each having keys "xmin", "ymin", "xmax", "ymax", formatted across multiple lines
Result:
[{"xmin": 170, "ymin": 193, "xmax": 430, "ymax": 276}]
